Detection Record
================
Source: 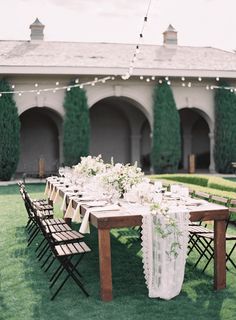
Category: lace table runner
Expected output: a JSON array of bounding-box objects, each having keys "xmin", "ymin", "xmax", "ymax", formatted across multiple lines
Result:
[{"xmin": 141, "ymin": 207, "xmax": 189, "ymax": 300}]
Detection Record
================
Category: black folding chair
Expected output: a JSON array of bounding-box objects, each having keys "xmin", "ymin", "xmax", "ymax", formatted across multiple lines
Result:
[{"xmin": 189, "ymin": 196, "xmax": 235, "ymax": 272}]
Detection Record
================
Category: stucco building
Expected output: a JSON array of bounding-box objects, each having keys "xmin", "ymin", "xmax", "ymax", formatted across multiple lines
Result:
[{"xmin": 1, "ymin": 19, "xmax": 236, "ymax": 176}]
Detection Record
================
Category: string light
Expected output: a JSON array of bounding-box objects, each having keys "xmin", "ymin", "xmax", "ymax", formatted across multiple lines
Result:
[
  {"xmin": 121, "ymin": 0, "xmax": 152, "ymax": 80},
  {"xmin": 0, "ymin": 76, "xmax": 113, "ymax": 97},
  {"xmin": 0, "ymin": 74, "xmax": 235, "ymax": 98}
]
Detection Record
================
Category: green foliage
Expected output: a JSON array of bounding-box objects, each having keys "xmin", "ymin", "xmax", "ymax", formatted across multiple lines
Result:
[
  {"xmin": 2, "ymin": 183, "xmax": 236, "ymax": 319},
  {"xmin": 0, "ymin": 79, "xmax": 20, "ymax": 180},
  {"xmin": 151, "ymin": 81, "xmax": 181, "ymax": 173},
  {"xmin": 153, "ymin": 174, "xmax": 209, "ymax": 187},
  {"xmin": 214, "ymin": 82, "xmax": 236, "ymax": 173},
  {"xmin": 63, "ymin": 86, "xmax": 90, "ymax": 166}
]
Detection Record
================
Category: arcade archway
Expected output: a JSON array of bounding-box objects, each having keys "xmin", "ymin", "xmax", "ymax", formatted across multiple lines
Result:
[
  {"xmin": 90, "ymin": 97, "xmax": 151, "ymax": 171},
  {"xmin": 17, "ymin": 107, "xmax": 62, "ymax": 176},
  {"xmin": 179, "ymin": 108, "xmax": 210, "ymax": 171}
]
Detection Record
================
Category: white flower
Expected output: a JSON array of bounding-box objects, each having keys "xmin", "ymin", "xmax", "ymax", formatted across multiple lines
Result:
[
  {"xmin": 73, "ymin": 154, "xmax": 106, "ymax": 177},
  {"xmin": 101, "ymin": 162, "xmax": 144, "ymax": 197}
]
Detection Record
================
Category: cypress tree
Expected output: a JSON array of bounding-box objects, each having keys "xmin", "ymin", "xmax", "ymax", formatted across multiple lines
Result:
[
  {"xmin": 151, "ymin": 81, "xmax": 181, "ymax": 173},
  {"xmin": 0, "ymin": 79, "xmax": 20, "ymax": 180},
  {"xmin": 214, "ymin": 82, "xmax": 236, "ymax": 173},
  {"xmin": 63, "ymin": 85, "xmax": 90, "ymax": 166}
]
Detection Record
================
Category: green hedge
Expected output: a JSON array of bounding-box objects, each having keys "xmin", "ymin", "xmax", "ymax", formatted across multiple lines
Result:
[
  {"xmin": 153, "ymin": 174, "xmax": 209, "ymax": 187},
  {"xmin": 149, "ymin": 174, "xmax": 236, "ymax": 200}
]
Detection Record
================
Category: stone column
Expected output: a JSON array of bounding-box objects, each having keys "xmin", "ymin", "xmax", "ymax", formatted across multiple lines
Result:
[
  {"xmin": 131, "ymin": 134, "xmax": 141, "ymax": 166},
  {"xmin": 182, "ymin": 128, "xmax": 192, "ymax": 170},
  {"xmin": 58, "ymin": 134, "xmax": 63, "ymax": 166},
  {"xmin": 209, "ymin": 132, "xmax": 215, "ymax": 173}
]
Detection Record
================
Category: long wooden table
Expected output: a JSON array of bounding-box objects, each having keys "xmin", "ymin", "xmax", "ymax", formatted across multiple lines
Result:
[
  {"xmin": 82, "ymin": 204, "xmax": 228, "ymax": 301},
  {"xmin": 49, "ymin": 181, "xmax": 229, "ymax": 302}
]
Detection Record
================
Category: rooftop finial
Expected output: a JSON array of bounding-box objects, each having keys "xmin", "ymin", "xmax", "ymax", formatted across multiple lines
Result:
[
  {"xmin": 29, "ymin": 18, "xmax": 45, "ymax": 41},
  {"xmin": 163, "ymin": 24, "xmax": 177, "ymax": 46}
]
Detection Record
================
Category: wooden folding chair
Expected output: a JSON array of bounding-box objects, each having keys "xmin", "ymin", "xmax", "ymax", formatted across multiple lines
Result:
[
  {"xmin": 49, "ymin": 241, "xmax": 91, "ymax": 300},
  {"xmin": 188, "ymin": 190, "xmax": 213, "ymax": 258},
  {"xmin": 190, "ymin": 196, "xmax": 236, "ymax": 272}
]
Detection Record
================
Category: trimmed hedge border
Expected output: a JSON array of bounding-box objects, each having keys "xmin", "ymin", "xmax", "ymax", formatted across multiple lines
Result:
[
  {"xmin": 149, "ymin": 174, "xmax": 236, "ymax": 222},
  {"xmin": 148, "ymin": 174, "xmax": 236, "ymax": 200}
]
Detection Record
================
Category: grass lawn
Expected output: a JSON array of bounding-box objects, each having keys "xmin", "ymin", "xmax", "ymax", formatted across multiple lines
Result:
[{"xmin": 1, "ymin": 183, "xmax": 236, "ymax": 320}]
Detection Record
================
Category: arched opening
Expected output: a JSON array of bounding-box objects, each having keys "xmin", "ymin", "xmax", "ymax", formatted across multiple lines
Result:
[
  {"xmin": 17, "ymin": 107, "xmax": 62, "ymax": 177},
  {"xmin": 90, "ymin": 97, "xmax": 151, "ymax": 171},
  {"xmin": 179, "ymin": 108, "xmax": 210, "ymax": 171}
]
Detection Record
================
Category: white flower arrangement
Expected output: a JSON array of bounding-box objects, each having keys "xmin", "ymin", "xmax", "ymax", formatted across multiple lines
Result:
[
  {"xmin": 124, "ymin": 179, "xmax": 157, "ymax": 204},
  {"xmin": 101, "ymin": 161, "xmax": 144, "ymax": 198},
  {"xmin": 73, "ymin": 154, "xmax": 106, "ymax": 177}
]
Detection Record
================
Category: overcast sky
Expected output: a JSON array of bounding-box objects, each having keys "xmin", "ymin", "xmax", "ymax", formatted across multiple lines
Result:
[{"xmin": 0, "ymin": 0, "xmax": 235, "ymax": 52}]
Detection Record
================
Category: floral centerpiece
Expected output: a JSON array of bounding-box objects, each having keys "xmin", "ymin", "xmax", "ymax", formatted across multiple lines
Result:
[
  {"xmin": 73, "ymin": 154, "xmax": 106, "ymax": 177},
  {"xmin": 101, "ymin": 161, "xmax": 144, "ymax": 198}
]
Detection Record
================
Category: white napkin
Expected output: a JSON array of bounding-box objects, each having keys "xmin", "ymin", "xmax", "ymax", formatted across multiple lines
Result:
[
  {"xmin": 60, "ymin": 192, "xmax": 77, "ymax": 211},
  {"xmin": 64, "ymin": 198, "xmax": 75, "ymax": 218},
  {"xmin": 72, "ymin": 203, "xmax": 82, "ymax": 223},
  {"xmin": 185, "ymin": 199, "xmax": 205, "ymax": 206},
  {"xmin": 44, "ymin": 180, "xmax": 49, "ymax": 196},
  {"xmin": 79, "ymin": 204, "xmax": 120, "ymax": 234},
  {"xmin": 49, "ymin": 185, "xmax": 56, "ymax": 201},
  {"xmin": 53, "ymin": 188, "xmax": 60, "ymax": 204}
]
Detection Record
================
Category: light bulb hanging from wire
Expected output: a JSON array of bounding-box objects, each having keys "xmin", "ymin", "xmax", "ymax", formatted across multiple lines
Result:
[{"xmin": 121, "ymin": 0, "xmax": 152, "ymax": 80}]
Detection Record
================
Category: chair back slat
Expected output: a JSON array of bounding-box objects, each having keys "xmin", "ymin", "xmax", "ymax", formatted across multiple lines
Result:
[
  {"xmin": 211, "ymin": 195, "xmax": 229, "ymax": 206},
  {"xmin": 194, "ymin": 191, "xmax": 210, "ymax": 201}
]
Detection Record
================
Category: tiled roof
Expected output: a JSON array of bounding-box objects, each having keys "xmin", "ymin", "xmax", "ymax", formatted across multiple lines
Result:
[{"xmin": 0, "ymin": 40, "xmax": 236, "ymax": 74}]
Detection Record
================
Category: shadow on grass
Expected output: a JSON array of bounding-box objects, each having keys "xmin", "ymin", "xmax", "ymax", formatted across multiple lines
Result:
[{"xmin": 9, "ymin": 223, "xmax": 234, "ymax": 320}]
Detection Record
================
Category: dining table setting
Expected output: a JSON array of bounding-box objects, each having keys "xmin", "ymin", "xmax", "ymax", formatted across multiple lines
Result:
[{"xmin": 44, "ymin": 155, "xmax": 229, "ymax": 302}]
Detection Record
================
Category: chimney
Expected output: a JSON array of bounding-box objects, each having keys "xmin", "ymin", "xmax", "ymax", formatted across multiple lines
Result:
[
  {"xmin": 30, "ymin": 18, "xmax": 44, "ymax": 41},
  {"xmin": 163, "ymin": 24, "xmax": 177, "ymax": 45}
]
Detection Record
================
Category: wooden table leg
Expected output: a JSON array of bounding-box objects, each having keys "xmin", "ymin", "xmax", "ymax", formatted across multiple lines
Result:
[
  {"xmin": 98, "ymin": 228, "xmax": 113, "ymax": 301},
  {"xmin": 214, "ymin": 219, "xmax": 226, "ymax": 290}
]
